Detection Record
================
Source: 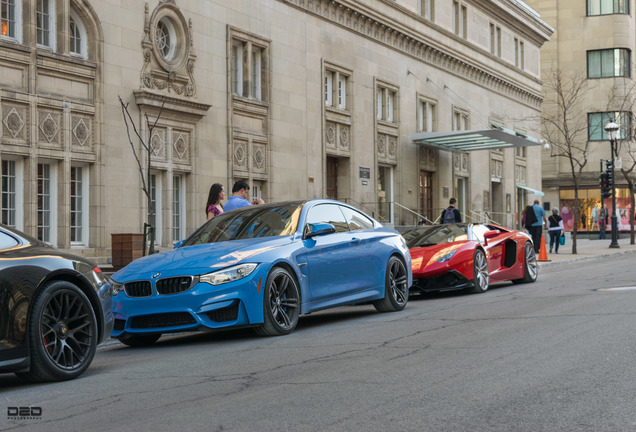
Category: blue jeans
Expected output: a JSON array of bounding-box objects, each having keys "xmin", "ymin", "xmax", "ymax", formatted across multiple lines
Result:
[{"xmin": 549, "ymin": 230, "xmax": 561, "ymax": 252}]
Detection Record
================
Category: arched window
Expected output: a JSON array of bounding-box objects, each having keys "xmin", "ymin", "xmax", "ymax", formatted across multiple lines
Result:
[{"xmin": 69, "ymin": 9, "xmax": 88, "ymax": 58}]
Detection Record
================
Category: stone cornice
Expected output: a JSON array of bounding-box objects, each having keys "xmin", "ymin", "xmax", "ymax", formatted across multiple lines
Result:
[
  {"xmin": 280, "ymin": 0, "xmax": 544, "ymax": 110},
  {"xmin": 133, "ymin": 90, "xmax": 211, "ymax": 120}
]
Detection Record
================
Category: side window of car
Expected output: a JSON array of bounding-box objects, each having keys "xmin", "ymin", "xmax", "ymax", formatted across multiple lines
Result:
[
  {"xmin": 340, "ymin": 206, "xmax": 374, "ymax": 231},
  {"xmin": 306, "ymin": 204, "xmax": 349, "ymax": 233},
  {"xmin": 0, "ymin": 231, "xmax": 19, "ymax": 250}
]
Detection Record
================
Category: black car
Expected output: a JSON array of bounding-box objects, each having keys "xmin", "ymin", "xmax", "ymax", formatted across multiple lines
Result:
[{"xmin": 0, "ymin": 224, "xmax": 113, "ymax": 382}]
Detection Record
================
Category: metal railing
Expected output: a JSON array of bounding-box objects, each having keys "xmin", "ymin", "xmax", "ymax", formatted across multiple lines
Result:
[{"xmin": 343, "ymin": 198, "xmax": 516, "ymax": 230}]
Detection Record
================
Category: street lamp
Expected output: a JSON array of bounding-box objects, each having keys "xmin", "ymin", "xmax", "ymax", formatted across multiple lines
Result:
[{"xmin": 604, "ymin": 120, "xmax": 620, "ymax": 249}]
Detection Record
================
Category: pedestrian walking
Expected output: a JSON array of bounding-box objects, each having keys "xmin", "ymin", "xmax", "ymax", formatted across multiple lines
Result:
[
  {"xmin": 529, "ymin": 200, "xmax": 547, "ymax": 253},
  {"xmin": 548, "ymin": 207, "xmax": 563, "ymax": 254}
]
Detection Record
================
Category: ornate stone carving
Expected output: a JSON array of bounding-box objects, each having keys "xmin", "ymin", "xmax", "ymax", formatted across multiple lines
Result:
[
  {"xmin": 140, "ymin": 1, "xmax": 198, "ymax": 98},
  {"xmin": 253, "ymin": 143, "xmax": 267, "ymax": 172},
  {"xmin": 326, "ymin": 122, "xmax": 336, "ymax": 148},
  {"xmin": 72, "ymin": 116, "xmax": 93, "ymax": 149},
  {"xmin": 491, "ymin": 159, "xmax": 503, "ymax": 179},
  {"xmin": 3, "ymin": 106, "xmax": 27, "ymax": 140},
  {"xmin": 150, "ymin": 129, "xmax": 166, "ymax": 158},
  {"xmin": 173, "ymin": 131, "xmax": 189, "ymax": 160},
  {"xmin": 234, "ymin": 140, "xmax": 248, "ymax": 169},
  {"xmin": 38, "ymin": 112, "xmax": 60, "ymax": 144}
]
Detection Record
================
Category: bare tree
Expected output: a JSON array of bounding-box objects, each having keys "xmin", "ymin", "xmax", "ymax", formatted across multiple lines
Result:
[
  {"xmin": 118, "ymin": 95, "xmax": 165, "ymax": 255},
  {"xmin": 540, "ymin": 70, "xmax": 590, "ymax": 254}
]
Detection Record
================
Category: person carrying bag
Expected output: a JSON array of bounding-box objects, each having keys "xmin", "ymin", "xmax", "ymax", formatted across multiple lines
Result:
[{"xmin": 548, "ymin": 207, "xmax": 563, "ymax": 254}]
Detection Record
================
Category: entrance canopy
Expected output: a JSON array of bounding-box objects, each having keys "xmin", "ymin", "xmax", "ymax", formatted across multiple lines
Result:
[
  {"xmin": 516, "ymin": 184, "xmax": 544, "ymax": 196},
  {"xmin": 411, "ymin": 127, "xmax": 542, "ymax": 152}
]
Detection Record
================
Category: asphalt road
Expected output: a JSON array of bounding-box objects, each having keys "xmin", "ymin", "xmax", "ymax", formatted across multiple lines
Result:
[{"xmin": 2, "ymin": 254, "xmax": 636, "ymax": 432}]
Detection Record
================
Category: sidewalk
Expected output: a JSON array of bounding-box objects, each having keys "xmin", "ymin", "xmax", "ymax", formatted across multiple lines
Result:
[{"xmin": 537, "ymin": 234, "xmax": 636, "ymax": 267}]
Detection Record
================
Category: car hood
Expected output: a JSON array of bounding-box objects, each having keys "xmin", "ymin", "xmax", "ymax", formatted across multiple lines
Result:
[
  {"xmin": 409, "ymin": 241, "xmax": 472, "ymax": 272},
  {"xmin": 112, "ymin": 236, "xmax": 293, "ymax": 281}
]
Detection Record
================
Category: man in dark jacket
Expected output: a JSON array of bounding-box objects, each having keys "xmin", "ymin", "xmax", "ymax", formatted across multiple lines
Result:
[{"xmin": 440, "ymin": 198, "xmax": 462, "ymax": 223}]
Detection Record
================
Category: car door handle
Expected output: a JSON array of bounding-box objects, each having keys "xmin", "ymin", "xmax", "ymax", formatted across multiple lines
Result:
[{"xmin": 350, "ymin": 237, "xmax": 360, "ymax": 245}]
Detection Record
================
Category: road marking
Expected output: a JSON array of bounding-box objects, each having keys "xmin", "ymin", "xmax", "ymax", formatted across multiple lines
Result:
[{"xmin": 596, "ymin": 286, "xmax": 636, "ymax": 292}]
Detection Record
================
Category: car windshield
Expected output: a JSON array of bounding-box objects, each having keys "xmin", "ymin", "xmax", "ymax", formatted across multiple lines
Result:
[
  {"xmin": 182, "ymin": 202, "xmax": 303, "ymax": 246},
  {"xmin": 402, "ymin": 224, "xmax": 469, "ymax": 248}
]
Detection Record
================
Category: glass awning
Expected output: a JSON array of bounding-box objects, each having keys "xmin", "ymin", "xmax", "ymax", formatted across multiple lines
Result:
[
  {"xmin": 411, "ymin": 127, "xmax": 542, "ymax": 152},
  {"xmin": 516, "ymin": 184, "xmax": 544, "ymax": 196}
]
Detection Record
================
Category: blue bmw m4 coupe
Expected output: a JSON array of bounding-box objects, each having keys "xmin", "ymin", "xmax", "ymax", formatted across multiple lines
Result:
[{"xmin": 111, "ymin": 199, "xmax": 411, "ymax": 346}]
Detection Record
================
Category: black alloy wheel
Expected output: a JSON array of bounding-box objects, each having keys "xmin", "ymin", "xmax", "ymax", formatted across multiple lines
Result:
[
  {"xmin": 17, "ymin": 281, "xmax": 98, "ymax": 382},
  {"xmin": 373, "ymin": 256, "xmax": 409, "ymax": 312},
  {"xmin": 255, "ymin": 267, "xmax": 300, "ymax": 336}
]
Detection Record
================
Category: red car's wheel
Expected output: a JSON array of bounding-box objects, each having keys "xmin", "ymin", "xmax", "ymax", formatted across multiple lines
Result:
[
  {"xmin": 513, "ymin": 241, "xmax": 538, "ymax": 284},
  {"xmin": 469, "ymin": 249, "xmax": 489, "ymax": 294}
]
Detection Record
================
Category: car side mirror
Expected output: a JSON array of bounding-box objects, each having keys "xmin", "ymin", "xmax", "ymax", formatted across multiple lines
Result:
[
  {"xmin": 303, "ymin": 223, "xmax": 336, "ymax": 239},
  {"xmin": 484, "ymin": 230, "xmax": 500, "ymax": 240},
  {"xmin": 482, "ymin": 230, "xmax": 501, "ymax": 245}
]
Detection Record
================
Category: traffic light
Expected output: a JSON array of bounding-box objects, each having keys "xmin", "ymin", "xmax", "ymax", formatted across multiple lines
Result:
[
  {"xmin": 599, "ymin": 173, "xmax": 612, "ymax": 199},
  {"xmin": 605, "ymin": 160, "xmax": 614, "ymax": 186}
]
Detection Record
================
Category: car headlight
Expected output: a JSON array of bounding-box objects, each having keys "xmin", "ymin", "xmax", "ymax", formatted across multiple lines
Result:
[
  {"xmin": 111, "ymin": 281, "xmax": 125, "ymax": 296},
  {"xmin": 436, "ymin": 249, "xmax": 458, "ymax": 263},
  {"xmin": 200, "ymin": 263, "xmax": 258, "ymax": 286}
]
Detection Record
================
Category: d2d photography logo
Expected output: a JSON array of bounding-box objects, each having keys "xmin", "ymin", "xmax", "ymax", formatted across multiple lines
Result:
[{"xmin": 7, "ymin": 407, "xmax": 43, "ymax": 421}]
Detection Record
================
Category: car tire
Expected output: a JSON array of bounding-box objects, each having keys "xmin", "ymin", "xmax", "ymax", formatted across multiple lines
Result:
[
  {"xmin": 512, "ymin": 241, "xmax": 538, "ymax": 284},
  {"xmin": 255, "ymin": 267, "xmax": 300, "ymax": 336},
  {"xmin": 469, "ymin": 249, "xmax": 489, "ymax": 294},
  {"xmin": 16, "ymin": 281, "xmax": 98, "ymax": 382},
  {"xmin": 116, "ymin": 333, "xmax": 162, "ymax": 347},
  {"xmin": 373, "ymin": 256, "xmax": 409, "ymax": 312}
]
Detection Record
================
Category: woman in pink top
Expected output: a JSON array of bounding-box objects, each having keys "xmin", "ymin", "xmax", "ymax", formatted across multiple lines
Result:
[{"xmin": 205, "ymin": 183, "xmax": 225, "ymax": 220}]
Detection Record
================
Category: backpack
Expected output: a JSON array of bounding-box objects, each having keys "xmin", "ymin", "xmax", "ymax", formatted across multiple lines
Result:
[{"xmin": 443, "ymin": 208, "xmax": 456, "ymax": 224}]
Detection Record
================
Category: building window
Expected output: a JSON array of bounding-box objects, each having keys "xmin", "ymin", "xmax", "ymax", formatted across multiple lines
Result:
[
  {"xmin": 453, "ymin": 1, "xmax": 467, "ymax": 39},
  {"xmin": 70, "ymin": 166, "xmax": 88, "ymax": 245},
  {"xmin": 37, "ymin": 163, "xmax": 58, "ymax": 244},
  {"xmin": 587, "ymin": 0, "xmax": 629, "ymax": 15},
  {"xmin": 2, "ymin": 159, "xmax": 20, "ymax": 228},
  {"xmin": 587, "ymin": 48, "xmax": 630, "ymax": 78},
  {"xmin": 515, "ymin": 38, "xmax": 525, "ymax": 69},
  {"xmin": 588, "ymin": 111, "xmax": 631, "ymax": 141},
  {"xmin": 232, "ymin": 38, "xmax": 267, "ymax": 101},
  {"xmin": 1, "ymin": 0, "xmax": 17, "ymax": 39},
  {"xmin": 490, "ymin": 24, "xmax": 501, "ymax": 57},
  {"xmin": 69, "ymin": 10, "xmax": 87, "ymax": 58},
  {"xmin": 149, "ymin": 173, "xmax": 162, "ymax": 245},
  {"xmin": 324, "ymin": 71, "xmax": 333, "ymax": 106},
  {"xmin": 36, "ymin": 0, "xmax": 55, "ymax": 49},
  {"xmin": 338, "ymin": 75, "xmax": 347, "ymax": 109},
  {"xmin": 418, "ymin": 98, "xmax": 437, "ymax": 132},
  {"xmin": 377, "ymin": 85, "xmax": 397, "ymax": 123},
  {"xmin": 453, "ymin": 109, "xmax": 469, "ymax": 131},
  {"xmin": 156, "ymin": 17, "xmax": 177, "ymax": 61},
  {"xmin": 172, "ymin": 174, "xmax": 185, "ymax": 242},
  {"xmin": 420, "ymin": 0, "xmax": 434, "ymax": 20}
]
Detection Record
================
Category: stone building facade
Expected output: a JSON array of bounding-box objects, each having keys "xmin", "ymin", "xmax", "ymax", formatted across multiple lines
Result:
[
  {"xmin": 0, "ymin": 0, "xmax": 551, "ymax": 262},
  {"xmin": 527, "ymin": 0, "xmax": 636, "ymax": 233}
]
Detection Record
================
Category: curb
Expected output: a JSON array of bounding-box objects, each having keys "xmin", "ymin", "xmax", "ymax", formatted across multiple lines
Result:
[{"xmin": 538, "ymin": 247, "xmax": 636, "ymax": 268}]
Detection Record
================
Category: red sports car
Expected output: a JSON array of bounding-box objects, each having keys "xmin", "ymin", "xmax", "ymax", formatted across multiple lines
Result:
[{"xmin": 403, "ymin": 223, "xmax": 538, "ymax": 294}]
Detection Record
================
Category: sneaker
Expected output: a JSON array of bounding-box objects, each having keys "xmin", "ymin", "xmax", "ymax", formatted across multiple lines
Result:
[{"xmin": 549, "ymin": 248, "xmax": 552, "ymax": 253}]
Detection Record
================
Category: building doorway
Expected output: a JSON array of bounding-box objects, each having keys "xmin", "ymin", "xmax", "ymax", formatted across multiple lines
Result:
[
  {"xmin": 377, "ymin": 165, "xmax": 393, "ymax": 223},
  {"xmin": 419, "ymin": 170, "xmax": 433, "ymax": 223},
  {"xmin": 326, "ymin": 157, "xmax": 338, "ymax": 199}
]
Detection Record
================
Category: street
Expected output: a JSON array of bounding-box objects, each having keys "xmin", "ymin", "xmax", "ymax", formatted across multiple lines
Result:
[{"xmin": 2, "ymin": 252, "xmax": 636, "ymax": 432}]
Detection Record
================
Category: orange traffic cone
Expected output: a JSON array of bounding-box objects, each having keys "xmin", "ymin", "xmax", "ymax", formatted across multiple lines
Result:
[{"xmin": 538, "ymin": 234, "xmax": 550, "ymax": 262}]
